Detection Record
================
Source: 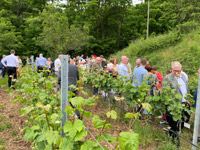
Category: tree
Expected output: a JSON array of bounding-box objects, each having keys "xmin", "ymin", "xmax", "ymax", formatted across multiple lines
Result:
[
  {"xmin": 0, "ymin": 17, "xmax": 22, "ymax": 56},
  {"xmin": 38, "ymin": 4, "xmax": 90, "ymax": 58}
]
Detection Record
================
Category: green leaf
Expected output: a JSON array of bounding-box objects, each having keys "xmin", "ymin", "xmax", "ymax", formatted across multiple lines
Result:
[
  {"xmin": 142, "ymin": 103, "xmax": 152, "ymax": 112},
  {"xmin": 106, "ymin": 110, "xmax": 117, "ymax": 120},
  {"xmin": 59, "ymin": 137, "xmax": 74, "ymax": 150},
  {"xmin": 92, "ymin": 115, "xmax": 106, "ymax": 129},
  {"xmin": 44, "ymin": 145, "xmax": 52, "ymax": 150},
  {"xmin": 73, "ymin": 120, "xmax": 85, "ymax": 132},
  {"xmin": 82, "ymin": 90, "xmax": 88, "ymax": 96},
  {"xmin": 125, "ymin": 113, "xmax": 134, "ymax": 119},
  {"xmin": 175, "ymin": 94, "xmax": 182, "ymax": 100},
  {"xmin": 75, "ymin": 129, "xmax": 87, "ymax": 141},
  {"xmin": 84, "ymin": 111, "xmax": 92, "ymax": 118},
  {"xmin": 63, "ymin": 120, "xmax": 85, "ymax": 139},
  {"xmin": 119, "ymin": 132, "xmax": 139, "ymax": 150},
  {"xmin": 24, "ymin": 126, "xmax": 34, "ymax": 141},
  {"xmin": 45, "ymin": 129, "xmax": 61, "ymax": 146},
  {"xmin": 96, "ymin": 133, "xmax": 117, "ymax": 143},
  {"xmin": 35, "ymin": 133, "xmax": 45, "ymax": 142},
  {"xmin": 63, "ymin": 121, "xmax": 73, "ymax": 132},
  {"xmin": 19, "ymin": 106, "xmax": 34, "ymax": 115},
  {"xmin": 69, "ymin": 97, "xmax": 85, "ymax": 107},
  {"xmin": 85, "ymin": 97, "xmax": 95, "ymax": 106},
  {"xmin": 81, "ymin": 140, "xmax": 98, "ymax": 150},
  {"xmin": 105, "ymin": 123, "xmax": 111, "ymax": 130}
]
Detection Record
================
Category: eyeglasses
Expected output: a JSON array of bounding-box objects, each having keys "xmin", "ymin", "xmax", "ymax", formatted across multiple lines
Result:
[{"xmin": 173, "ymin": 70, "xmax": 181, "ymax": 73}]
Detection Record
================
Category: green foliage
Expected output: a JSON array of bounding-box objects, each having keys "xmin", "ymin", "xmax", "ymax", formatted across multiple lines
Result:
[
  {"xmin": 118, "ymin": 131, "xmax": 139, "ymax": 150},
  {"xmin": 110, "ymin": 30, "xmax": 182, "ymax": 63},
  {"xmin": 38, "ymin": 4, "xmax": 90, "ymax": 57},
  {"xmin": 1, "ymin": 0, "xmax": 200, "ymax": 57},
  {"xmin": 106, "ymin": 110, "xmax": 117, "ymax": 120},
  {"xmin": 13, "ymin": 66, "xmax": 139, "ymax": 149},
  {"xmin": 87, "ymin": 67, "xmax": 192, "ymax": 122},
  {"xmin": 0, "ymin": 17, "xmax": 22, "ymax": 56}
]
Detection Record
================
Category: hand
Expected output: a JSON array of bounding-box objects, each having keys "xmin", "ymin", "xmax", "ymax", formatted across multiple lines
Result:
[{"xmin": 186, "ymin": 101, "xmax": 192, "ymax": 107}]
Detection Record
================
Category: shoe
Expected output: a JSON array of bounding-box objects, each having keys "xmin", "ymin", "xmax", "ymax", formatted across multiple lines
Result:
[{"xmin": 160, "ymin": 121, "xmax": 169, "ymax": 125}]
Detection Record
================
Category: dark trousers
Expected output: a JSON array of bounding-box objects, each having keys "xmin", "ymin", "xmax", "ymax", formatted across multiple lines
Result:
[
  {"xmin": 7, "ymin": 67, "xmax": 17, "ymax": 87},
  {"xmin": 37, "ymin": 66, "xmax": 44, "ymax": 73},
  {"xmin": 166, "ymin": 102, "xmax": 190, "ymax": 146},
  {"xmin": 69, "ymin": 91, "xmax": 81, "ymax": 119},
  {"xmin": 94, "ymin": 87, "xmax": 98, "ymax": 95},
  {"xmin": 1, "ymin": 67, "xmax": 6, "ymax": 77}
]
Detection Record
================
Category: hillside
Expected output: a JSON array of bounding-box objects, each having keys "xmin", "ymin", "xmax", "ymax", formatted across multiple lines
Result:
[{"xmin": 110, "ymin": 28, "xmax": 200, "ymax": 94}]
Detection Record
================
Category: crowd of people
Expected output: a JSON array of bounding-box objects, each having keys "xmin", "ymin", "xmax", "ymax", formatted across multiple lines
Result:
[{"xmin": 0, "ymin": 50, "xmax": 198, "ymax": 147}]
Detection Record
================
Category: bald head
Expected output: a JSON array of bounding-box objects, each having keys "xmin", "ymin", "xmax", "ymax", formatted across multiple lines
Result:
[
  {"xmin": 136, "ymin": 58, "xmax": 141, "ymax": 67},
  {"xmin": 96, "ymin": 57, "xmax": 101, "ymax": 64},
  {"xmin": 121, "ymin": 56, "xmax": 128, "ymax": 64}
]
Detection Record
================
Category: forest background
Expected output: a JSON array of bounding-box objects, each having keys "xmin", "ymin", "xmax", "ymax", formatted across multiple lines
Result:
[{"xmin": 0, "ymin": 0, "xmax": 200, "ymax": 59}]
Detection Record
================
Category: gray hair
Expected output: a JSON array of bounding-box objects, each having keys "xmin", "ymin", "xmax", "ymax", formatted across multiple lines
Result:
[
  {"xmin": 172, "ymin": 61, "xmax": 182, "ymax": 68},
  {"xmin": 121, "ymin": 56, "xmax": 127, "ymax": 61},
  {"xmin": 39, "ymin": 54, "xmax": 43, "ymax": 57},
  {"xmin": 3, "ymin": 55, "xmax": 6, "ymax": 58},
  {"xmin": 136, "ymin": 58, "xmax": 141, "ymax": 63}
]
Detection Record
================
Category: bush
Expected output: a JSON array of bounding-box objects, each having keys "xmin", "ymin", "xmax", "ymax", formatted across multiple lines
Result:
[{"xmin": 110, "ymin": 30, "xmax": 182, "ymax": 63}]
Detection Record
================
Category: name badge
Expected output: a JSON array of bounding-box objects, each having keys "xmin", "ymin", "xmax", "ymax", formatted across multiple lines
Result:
[{"xmin": 184, "ymin": 122, "xmax": 190, "ymax": 129}]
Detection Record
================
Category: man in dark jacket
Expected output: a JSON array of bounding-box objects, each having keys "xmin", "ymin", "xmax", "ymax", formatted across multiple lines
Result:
[
  {"xmin": 162, "ymin": 61, "xmax": 191, "ymax": 146},
  {"xmin": 58, "ymin": 62, "xmax": 80, "ymax": 119},
  {"xmin": 58, "ymin": 62, "xmax": 79, "ymax": 92},
  {"xmin": 100, "ymin": 55, "xmax": 107, "ymax": 69}
]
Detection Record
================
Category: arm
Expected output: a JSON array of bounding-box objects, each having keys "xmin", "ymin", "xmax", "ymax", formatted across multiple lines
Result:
[
  {"xmin": 36, "ymin": 58, "xmax": 39, "ymax": 67},
  {"xmin": 77, "ymin": 68, "xmax": 79, "ymax": 80},
  {"xmin": 1, "ymin": 57, "xmax": 7, "ymax": 67},
  {"xmin": 45, "ymin": 58, "xmax": 48, "ymax": 66},
  {"xmin": 16, "ymin": 57, "xmax": 19, "ymax": 68}
]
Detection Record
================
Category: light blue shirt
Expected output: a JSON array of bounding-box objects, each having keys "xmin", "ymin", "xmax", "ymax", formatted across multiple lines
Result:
[
  {"xmin": 36, "ymin": 57, "xmax": 47, "ymax": 67},
  {"xmin": 118, "ymin": 63, "xmax": 130, "ymax": 80},
  {"xmin": 132, "ymin": 66, "xmax": 148, "ymax": 87},
  {"xmin": 176, "ymin": 77, "xmax": 187, "ymax": 102}
]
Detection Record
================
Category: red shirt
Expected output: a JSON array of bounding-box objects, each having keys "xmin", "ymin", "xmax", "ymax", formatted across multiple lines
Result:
[{"xmin": 156, "ymin": 72, "xmax": 163, "ymax": 89}]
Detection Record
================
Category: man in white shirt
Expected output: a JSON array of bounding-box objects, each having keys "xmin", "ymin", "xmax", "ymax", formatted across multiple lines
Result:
[
  {"xmin": 1, "ymin": 49, "xmax": 19, "ymax": 88},
  {"xmin": 54, "ymin": 55, "xmax": 61, "ymax": 77}
]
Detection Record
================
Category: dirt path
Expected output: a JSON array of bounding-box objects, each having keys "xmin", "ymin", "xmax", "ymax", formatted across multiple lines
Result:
[{"xmin": 0, "ymin": 89, "xmax": 31, "ymax": 150}]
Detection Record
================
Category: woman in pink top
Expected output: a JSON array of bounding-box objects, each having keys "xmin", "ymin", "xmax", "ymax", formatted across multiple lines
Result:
[{"xmin": 152, "ymin": 65, "xmax": 163, "ymax": 89}]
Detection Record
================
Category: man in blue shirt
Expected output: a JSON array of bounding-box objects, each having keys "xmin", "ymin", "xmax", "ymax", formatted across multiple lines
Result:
[
  {"xmin": 132, "ymin": 58, "xmax": 148, "ymax": 87},
  {"xmin": 36, "ymin": 54, "xmax": 47, "ymax": 73},
  {"xmin": 118, "ymin": 56, "xmax": 130, "ymax": 80}
]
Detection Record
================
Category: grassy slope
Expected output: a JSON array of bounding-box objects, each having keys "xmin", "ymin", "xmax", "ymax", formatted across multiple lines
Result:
[
  {"xmin": 110, "ymin": 29, "xmax": 200, "ymax": 94},
  {"xmin": 111, "ymin": 29, "xmax": 200, "ymax": 74},
  {"xmin": 109, "ymin": 29, "xmax": 200, "ymax": 149}
]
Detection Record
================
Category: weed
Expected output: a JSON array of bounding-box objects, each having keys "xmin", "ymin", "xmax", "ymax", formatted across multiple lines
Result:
[
  {"xmin": 0, "ymin": 76, "xmax": 7, "ymax": 88},
  {"xmin": 0, "ymin": 105, "xmax": 4, "ymax": 110},
  {"xmin": 15, "ymin": 137, "xmax": 21, "ymax": 141},
  {"xmin": 5, "ymin": 123, "xmax": 12, "ymax": 129},
  {"xmin": 0, "ymin": 137, "xmax": 3, "ymax": 145},
  {"xmin": 0, "ymin": 116, "xmax": 5, "ymax": 122},
  {"xmin": 0, "ymin": 125, "xmax": 4, "ymax": 132},
  {"xmin": 11, "ymin": 130, "xmax": 18, "ymax": 136}
]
